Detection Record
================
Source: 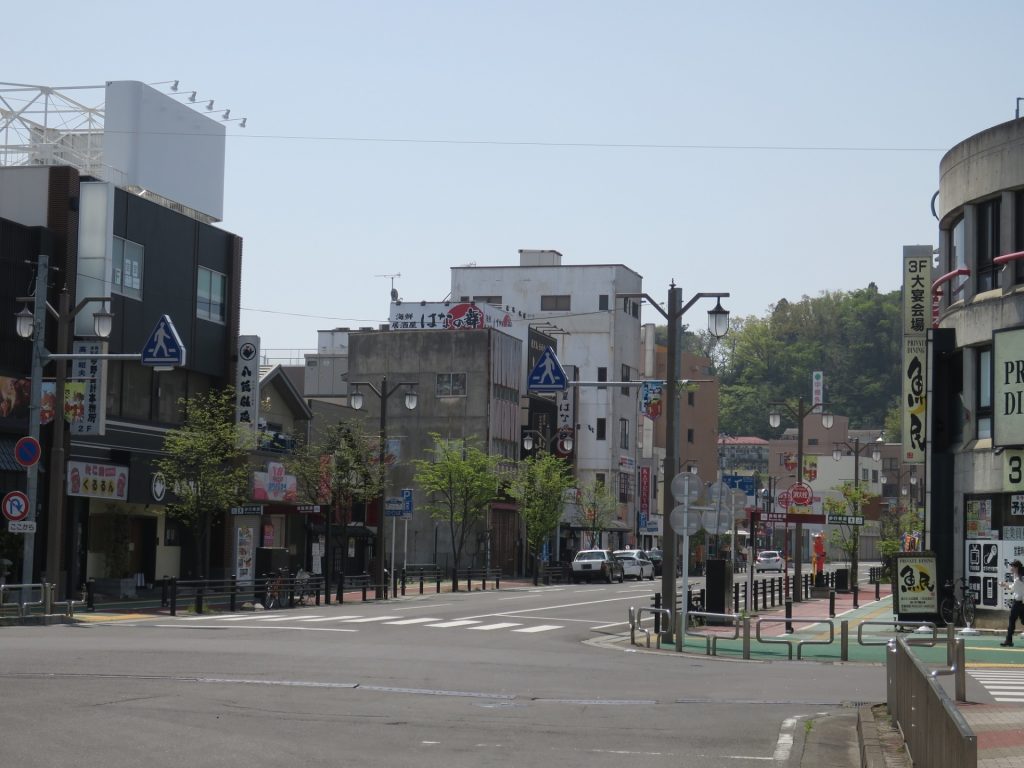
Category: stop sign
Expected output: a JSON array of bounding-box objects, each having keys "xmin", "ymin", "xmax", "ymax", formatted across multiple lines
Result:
[{"xmin": 789, "ymin": 482, "xmax": 813, "ymax": 506}]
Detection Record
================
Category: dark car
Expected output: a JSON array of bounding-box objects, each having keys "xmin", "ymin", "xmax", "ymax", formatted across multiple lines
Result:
[{"xmin": 571, "ymin": 549, "xmax": 625, "ymax": 583}]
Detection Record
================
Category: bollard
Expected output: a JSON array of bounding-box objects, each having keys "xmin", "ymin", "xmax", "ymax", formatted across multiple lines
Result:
[
  {"xmin": 841, "ymin": 619, "xmax": 849, "ymax": 661},
  {"xmin": 161, "ymin": 576, "xmax": 169, "ymax": 607},
  {"xmin": 742, "ymin": 616, "xmax": 751, "ymax": 660},
  {"xmin": 495, "ymin": 572, "xmax": 501, "ymax": 590},
  {"xmin": 875, "ymin": 580, "xmax": 880, "ymax": 601},
  {"xmin": 452, "ymin": 567, "xmax": 459, "ymax": 593},
  {"xmin": 87, "ymin": 578, "xmax": 96, "ymax": 611},
  {"xmin": 785, "ymin": 599, "xmax": 793, "ymax": 634},
  {"xmin": 853, "ymin": 583, "xmax": 859, "ymax": 609},
  {"xmin": 339, "ymin": 573, "xmax": 346, "ymax": 605},
  {"xmin": 955, "ymin": 638, "xmax": 967, "ymax": 702},
  {"xmin": 195, "ymin": 580, "xmax": 205, "ymax": 614},
  {"xmin": 392, "ymin": 569, "xmax": 399, "ymax": 599},
  {"xmin": 362, "ymin": 582, "xmax": 368, "ymax": 602},
  {"xmin": 733, "ymin": 583, "xmax": 740, "ymax": 613},
  {"xmin": 829, "ymin": 589, "xmax": 836, "ymax": 617},
  {"xmin": 229, "ymin": 575, "xmax": 237, "ymax": 612},
  {"xmin": 652, "ymin": 592, "xmax": 662, "ymax": 635},
  {"xmin": 401, "ymin": 569, "xmax": 407, "ymax": 597},
  {"xmin": 169, "ymin": 578, "xmax": 177, "ymax": 616},
  {"xmin": 419, "ymin": 571, "xmax": 425, "ymax": 595}
]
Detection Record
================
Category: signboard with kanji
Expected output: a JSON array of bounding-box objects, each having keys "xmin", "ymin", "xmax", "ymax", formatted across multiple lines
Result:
[
  {"xmin": 67, "ymin": 461, "xmax": 129, "ymax": 500},
  {"xmin": 235, "ymin": 335, "xmax": 260, "ymax": 441}
]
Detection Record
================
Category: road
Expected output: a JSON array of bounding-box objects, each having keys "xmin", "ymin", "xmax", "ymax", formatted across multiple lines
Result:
[{"xmin": 0, "ymin": 579, "xmax": 884, "ymax": 767}]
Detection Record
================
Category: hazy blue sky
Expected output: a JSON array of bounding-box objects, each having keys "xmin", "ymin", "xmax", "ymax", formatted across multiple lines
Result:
[{"xmin": 6, "ymin": 2, "xmax": 1024, "ymax": 356}]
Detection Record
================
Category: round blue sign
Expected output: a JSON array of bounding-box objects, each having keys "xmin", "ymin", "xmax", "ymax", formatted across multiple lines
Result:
[{"xmin": 14, "ymin": 436, "xmax": 41, "ymax": 468}]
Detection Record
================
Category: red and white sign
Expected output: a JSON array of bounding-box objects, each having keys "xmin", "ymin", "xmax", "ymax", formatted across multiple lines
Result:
[
  {"xmin": 2, "ymin": 490, "xmax": 30, "ymax": 522},
  {"xmin": 776, "ymin": 490, "xmax": 792, "ymax": 509},
  {"xmin": 639, "ymin": 466, "xmax": 651, "ymax": 515},
  {"xmin": 789, "ymin": 483, "xmax": 813, "ymax": 506},
  {"xmin": 67, "ymin": 460, "xmax": 129, "ymax": 500},
  {"xmin": 14, "ymin": 436, "xmax": 41, "ymax": 468}
]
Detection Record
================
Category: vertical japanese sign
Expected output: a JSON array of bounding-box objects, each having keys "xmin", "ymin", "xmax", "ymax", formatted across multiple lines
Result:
[
  {"xmin": 902, "ymin": 246, "xmax": 930, "ymax": 463},
  {"xmin": 70, "ymin": 341, "xmax": 107, "ymax": 435},
  {"xmin": 235, "ymin": 336, "xmax": 260, "ymax": 444},
  {"xmin": 812, "ymin": 371, "xmax": 823, "ymax": 407}
]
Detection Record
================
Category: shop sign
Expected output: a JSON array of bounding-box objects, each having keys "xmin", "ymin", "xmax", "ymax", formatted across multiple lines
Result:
[
  {"xmin": 251, "ymin": 461, "xmax": 297, "ymax": 502},
  {"xmin": 67, "ymin": 460, "xmax": 128, "ymax": 500},
  {"xmin": 69, "ymin": 340, "xmax": 107, "ymax": 435},
  {"xmin": 893, "ymin": 554, "xmax": 937, "ymax": 614},
  {"xmin": 388, "ymin": 301, "xmax": 513, "ymax": 331},
  {"xmin": 994, "ymin": 326, "xmax": 1024, "ymax": 447},
  {"xmin": 235, "ymin": 335, "xmax": 260, "ymax": 442}
]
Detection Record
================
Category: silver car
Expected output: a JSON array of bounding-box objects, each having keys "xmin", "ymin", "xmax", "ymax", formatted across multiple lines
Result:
[{"xmin": 755, "ymin": 550, "xmax": 785, "ymax": 573}]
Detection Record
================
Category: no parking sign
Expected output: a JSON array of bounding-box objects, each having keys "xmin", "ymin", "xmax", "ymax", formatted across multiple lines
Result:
[{"xmin": 14, "ymin": 436, "xmax": 41, "ymax": 468}]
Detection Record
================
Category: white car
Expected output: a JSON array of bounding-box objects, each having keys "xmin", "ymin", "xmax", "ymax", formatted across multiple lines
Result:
[
  {"xmin": 613, "ymin": 550, "xmax": 655, "ymax": 581},
  {"xmin": 755, "ymin": 550, "xmax": 785, "ymax": 573}
]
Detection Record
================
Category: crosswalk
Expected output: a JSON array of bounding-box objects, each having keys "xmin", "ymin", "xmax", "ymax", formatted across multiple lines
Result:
[
  {"xmin": 969, "ymin": 669, "xmax": 1024, "ymax": 703},
  {"xmin": 157, "ymin": 612, "xmax": 565, "ymax": 636}
]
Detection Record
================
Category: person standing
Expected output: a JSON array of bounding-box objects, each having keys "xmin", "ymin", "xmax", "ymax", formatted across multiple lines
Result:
[{"xmin": 1001, "ymin": 559, "xmax": 1024, "ymax": 647}]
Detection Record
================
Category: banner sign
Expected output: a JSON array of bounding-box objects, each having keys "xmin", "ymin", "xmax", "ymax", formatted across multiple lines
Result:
[
  {"xmin": 235, "ymin": 335, "xmax": 260, "ymax": 441},
  {"xmin": 389, "ymin": 301, "xmax": 514, "ymax": 331},
  {"xmin": 251, "ymin": 461, "xmax": 297, "ymax": 502},
  {"xmin": 69, "ymin": 340, "xmax": 107, "ymax": 435},
  {"xmin": 994, "ymin": 326, "xmax": 1024, "ymax": 447},
  {"xmin": 640, "ymin": 380, "xmax": 664, "ymax": 420},
  {"xmin": 67, "ymin": 460, "xmax": 128, "ymax": 500},
  {"xmin": 902, "ymin": 246, "xmax": 930, "ymax": 463}
]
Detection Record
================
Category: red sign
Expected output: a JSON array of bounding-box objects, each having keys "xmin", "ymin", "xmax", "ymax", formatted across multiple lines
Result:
[
  {"xmin": 639, "ymin": 467, "xmax": 650, "ymax": 514},
  {"xmin": 776, "ymin": 491, "xmax": 792, "ymax": 509},
  {"xmin": 2, "ymin": 490, "xmax": 30, "ymax": 522},
  {"xmin": 14, "ymin": 436, "xmax": 41, "ymax": 468},
  {"xmin": 789, "ymin": 483, "xmax": 813, "ymax": 506}
]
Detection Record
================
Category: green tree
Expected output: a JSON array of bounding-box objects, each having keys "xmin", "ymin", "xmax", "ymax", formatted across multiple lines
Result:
[
  {"xmin": 575, "ymin": 478, "xmax": 618, "ymax": 548},
  {"xmin": 506, "ymin": 453, "xmax": 575, "ymax": 576},
  {"xmin": 413, "ymin": 435, "xmax": 503, "ymax": 569},
  {"xmin": 156, "ymin": 387, "xmax": 250, "ymax": 578},
  {"xmin": 287, "ymin": 421, "xmax": 384, "ymax": 578},
  {"xmin": 823, "ymin": 481, "xmax": 877, "ymax": 590}
]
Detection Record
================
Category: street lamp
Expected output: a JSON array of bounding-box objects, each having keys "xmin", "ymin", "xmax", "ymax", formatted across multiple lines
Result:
[
  {"xmin": 14, "ymin": 253, "xmax": 113, "ymax": 589},
  {"xmin": 619, "ymin": 283, "xmax": 730, "ymax": 642},
  {"xmin": 522, "ymin": 428, "xmax": 573, "ymax": 454},
  {"xmin": 830, "ymin": 435, "xmax": 882, "ymax": 590},
  {"xmin": 766, "ymin": 397, "xmax": 833, "ymax": 602},
  {"xmin": 348, "ymin": 377, "xmax": 418, "ymax": 591}
]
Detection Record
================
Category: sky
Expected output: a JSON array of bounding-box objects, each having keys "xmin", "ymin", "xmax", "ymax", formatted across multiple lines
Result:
[{"xmin": 5, "ymin": 2, "xmax": 1024, "ymax": 360}]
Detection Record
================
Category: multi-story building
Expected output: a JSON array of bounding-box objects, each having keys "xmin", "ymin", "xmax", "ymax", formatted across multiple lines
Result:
[
  {"xmin": 451, "ymin": 250, "xmax": 643, "ymax": 552},
  {"xmin": 930, "ymin": 115, "xmax": 1024, "ymax": 616},
  {"xmin": 0, "ymin": 81, "xmax": 243, "ymax": 593}
]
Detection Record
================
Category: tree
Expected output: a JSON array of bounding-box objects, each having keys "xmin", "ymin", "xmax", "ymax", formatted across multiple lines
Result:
[
  {"xmin": 506, "ymin": 453, "xmax": 575, "ymax": 577},
  {"xmin": 287, "ymin": 421, "xmax": 384, "ymax": 579},
  {"xmin": 156, "ymin": 388, "xmax": 250, "ymax": 578},
  {"xmin": 823, "ymin": 481, "xmax": 877, "ymax": 590},
  {"xmin": 413, "ymin": 435, "xmax": 503, "ymax": 569},
  {"xmin": 575, "ymin": 478, "xmax": 618, "ymax": 548}
]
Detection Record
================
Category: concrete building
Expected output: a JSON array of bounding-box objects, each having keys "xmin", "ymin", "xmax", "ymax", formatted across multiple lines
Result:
[
  {"xmin": 451, "ymin": 250, "xmax": 643, "ymax": 551},
  {"xmin": 930, "ymin": 115, "xmax": 1024, "ymax": 616}
]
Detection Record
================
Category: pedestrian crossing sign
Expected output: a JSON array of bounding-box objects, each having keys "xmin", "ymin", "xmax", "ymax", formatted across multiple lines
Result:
[
  {"xmin": 528, "ymin": 346, "xmax": 568, "ymax": 392},
  {"xmin": 140, "ymin": 314, "xmax": 186, "ymax": 368}
]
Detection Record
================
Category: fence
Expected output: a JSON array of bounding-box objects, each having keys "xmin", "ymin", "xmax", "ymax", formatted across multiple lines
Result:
[{"xmin": 886, "ymin": 636, "xmax": 976, "ymax": 768}]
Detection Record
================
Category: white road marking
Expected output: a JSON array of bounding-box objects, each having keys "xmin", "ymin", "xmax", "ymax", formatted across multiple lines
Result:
[
  {"xmin": 394, "ymin": 602, "xmax": 453, "ymax": 611},
  {"xmin": 384, "ymin": 618, "xmax": 443, "ymax": 625},
  {"xmin": 512, "ymin": 624, "xmax": 562, "ymax": 633},
  {"xmin": 428, "ymin": 620, "xmax": 482, "ymax": 628},
  {"xmin": 153, "ymin": 624, "xmax": 358, "ymax": 632},
  {"xmin": 339, "ymin": 616, "xmax": 402, "ymax": 623},
  {"xmin": 773, "ymin": 717, "xmax": 799, "ymax": 761},
  {"xmin": 299, "ymin": 615, "xmax": 365, "ymax": 622},
  {"xmin": 590, "ymin": 621, "xmax": 627, "ymax": 630},
  {"xmin": 469, "ymin": 623, "xmax": 522, "ymax": 631}
]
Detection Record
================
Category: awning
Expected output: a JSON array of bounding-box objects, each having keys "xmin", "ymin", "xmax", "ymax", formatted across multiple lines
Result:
[{"xmin": 0, "ymin": 437, "xmax": 21, "ymax": 472}]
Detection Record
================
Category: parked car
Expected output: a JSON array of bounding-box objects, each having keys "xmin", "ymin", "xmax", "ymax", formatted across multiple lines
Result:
[
  {"xmin": 755, "ymin": 550, "xmax": 785, "ymax": 573},
  {"xmin": 646, "ymin": 548, "xmax": 663, "ymax": 576},
  {"xmin": 613, "ymin": 550, "xmax": 655, "ymax": 581},
  {"xmin": 571, "ymin": 549, "xmax": 625, "ymax": 583}
]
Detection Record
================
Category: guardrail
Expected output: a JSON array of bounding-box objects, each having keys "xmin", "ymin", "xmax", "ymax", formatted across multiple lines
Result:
[
  {"xmin": 756, "ymin": 616, "xmax": 835, "ymax": 660},
  {"xmin": 887, "ymin": 636, "xmax": 976, "ymax": 768},
  {"xmin": 681, "ymin": 611, "xmax": 742, "ymax": 655},
  {"xmin": 1, "ymin": 583, "xmax": 87, "ymax": 618},
  {"xmin": 628, "ymin": 605, "xmax": 672, "ymax": 648}
]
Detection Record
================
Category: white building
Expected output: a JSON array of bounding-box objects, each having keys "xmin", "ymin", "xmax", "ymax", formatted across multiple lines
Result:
[{"xmin": 451, "ymin": 249, "xmax": 644, "ymax": 551}]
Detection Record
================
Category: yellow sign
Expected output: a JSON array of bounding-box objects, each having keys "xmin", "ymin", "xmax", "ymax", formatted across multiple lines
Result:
[{"xmin": 895, "ymin": 555, "xmax": 937, "ymax": 613}]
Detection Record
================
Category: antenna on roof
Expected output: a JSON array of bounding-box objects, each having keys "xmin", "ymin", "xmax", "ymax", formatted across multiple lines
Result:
[{"xmin": 376, "ymin": 273, "xmax": 401, "ymax": 302}]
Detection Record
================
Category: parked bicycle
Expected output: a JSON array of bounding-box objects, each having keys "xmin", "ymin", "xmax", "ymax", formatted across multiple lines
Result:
[
  {"xmin": 263, "ymin": 569, "xmax": 287, "ymax": 610},
  {"xmin": 939, "ymin": 576, "xmax": 976, "ymax": 627}
]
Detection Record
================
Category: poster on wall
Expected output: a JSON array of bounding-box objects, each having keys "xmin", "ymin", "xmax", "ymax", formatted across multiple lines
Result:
[
  {"xmin": 66, "ymin": 460, "xmax": 128, "ymax": 500},
  {"xmin": 967, "ymin": 539, "xmax": 1024, "ymax": 610},
  {"xmin": 236, "ymin": 527, "xmax": 254, "ymax": 584}
]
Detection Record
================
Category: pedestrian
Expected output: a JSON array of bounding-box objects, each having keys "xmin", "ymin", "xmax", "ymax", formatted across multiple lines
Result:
[{"xmin": 1000, "ymin": 559, "xmax": 1024, "ymax": 647}]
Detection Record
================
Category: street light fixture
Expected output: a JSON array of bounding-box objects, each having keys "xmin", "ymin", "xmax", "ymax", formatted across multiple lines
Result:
[
  {"xmin": 522, "ymin": 428, "xmax": 573, "ymax": 454},
  {"xmin": 348, "ymin": 377, "xmax": 418, "ymax": 592},
  {"xmin": 14, "ymin": 253, "xmax": 113, "ymax": 589},
  {"xmin": 766, "ymin": 397, "xmax": 833, "ymax": 602},
  {"xmin": 831, "ymin": 435, "xmax": 882, "ymax": 591},
  {"xmin": 618, "ymin": 283, "xmax": 730, "ymax": 642}
]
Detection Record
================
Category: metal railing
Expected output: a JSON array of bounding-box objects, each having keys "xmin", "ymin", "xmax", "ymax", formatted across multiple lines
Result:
[
  {"xmin": 628, "ymin": 605, "xmax": 672, "ymax": 648},
  {"xmin": 887, "ymin": 636, "xmax": 976, "ymax": 768},
  {"xmin": 0, "ymin": 583, "xmax": 86, "ymax": 618}
]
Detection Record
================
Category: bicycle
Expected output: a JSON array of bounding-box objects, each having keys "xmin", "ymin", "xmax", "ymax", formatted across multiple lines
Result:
[
  {"xmin": 263, "ymin": 569, "xmax": 287, "ymax": 610},
  {"xmin": 939, "ymin": 576, "xmax": 976, "ymax": 627}
]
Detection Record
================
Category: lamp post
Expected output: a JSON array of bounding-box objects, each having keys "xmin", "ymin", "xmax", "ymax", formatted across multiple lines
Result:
[
  {"xmin": 521, "ymin": 428, "xmax": 573, "ymax": 455},
  {"xmin": 14, "ymin": 253, "xmax": 113, "ymax": 590},
  {"xmin": 348, "ymin": 377, "xmax": 418, "ymax": 591},
  {"xmin": 831, "ymin": 435, "xmax": 882, "ymax": 591},
  {"xmin": 619, "ymin": 283, "xmax": 730, "ymax": 641},
  {"xmin": 880, "ymin": 465, "xmax": 921, "ymax": 550},
  {"xmin": 768, "ymin": 397, "xmax": 833, "ymax": 602}
]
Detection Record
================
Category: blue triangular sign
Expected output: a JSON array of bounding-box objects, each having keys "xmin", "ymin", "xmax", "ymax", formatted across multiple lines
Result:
[
  {"xmin": 140, "ymin": 315, "xmax": 187, "ymax": 367},
  {"xmin": 528, "ymin": 347, "xmax": 568, "ymax": 392}
]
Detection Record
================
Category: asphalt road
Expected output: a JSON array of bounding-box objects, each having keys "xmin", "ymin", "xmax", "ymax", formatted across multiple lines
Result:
[{"xmin": 0, "ymin": 580, "xmax": 883, "ymax": 767}]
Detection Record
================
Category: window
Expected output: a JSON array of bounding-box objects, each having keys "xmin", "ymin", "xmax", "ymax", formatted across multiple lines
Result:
[
  {"xmin": 541, "ymin": 295, "xmax": 570, "ymax": 311},
  {"xmin": 121, "ymin": 363, "xmax": 152, "ymax": 420},
  {"xmin": 621, "ymin": 364, "xmax": 631, "ymax": 396},
  {"xmin": 436, "ymin": 373, "xmax": 467, "ymax": 397},
  {"xmin": 112, "ymin": 237, "xmax": 144, "ymax": 299},
  {"xmin": 978, "ymin": 346, "xmax": 992, "ymax": 439},
  {"xmin": 596, "ymin": 418, "xmax": 606, "ymax": 440},
  {"xmin": 473, "ymin": 295, "xmax": 502, "ymax": 305},
  {"xmin": 687, "ymin": 391, "xmax": 695, "ymax": 406},
  {"xmin": 197, "ymin": 267, "xmax": 227, "ymax": 322},
  {"xmin": 619, "ymin": 418, "xmax": 629, "ymax": 449},
  {"xmin": 687, "ymin": 428, "xmax": 694, "ymax": 443},
  {"xmin": 976, "ymin": 199, "xmax": 1001, "ymax": 292},
  {"xmin": 597, "ymin": 367, "xmax": 607, "ymax": 390},
  {"xmin": 951, "ymin": 216, "xmax": 966, "ymax": 301},
  {"xmin": 619, "ymin": 472, "xmax": 630, "ymax": 503},
  {"xmin": 596, "ymin": 472, "xmax": 606, "ymax": 487},
  {"xmin": 156, "ymin": 368, "xmax": 187, "ymax": 423},
  {"xmin": 598, "ymin": 294, "xmax": 609, "ymax": 311}
]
